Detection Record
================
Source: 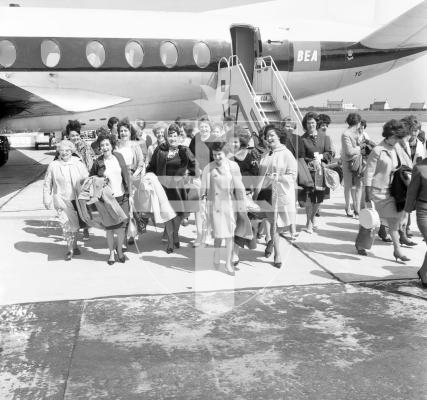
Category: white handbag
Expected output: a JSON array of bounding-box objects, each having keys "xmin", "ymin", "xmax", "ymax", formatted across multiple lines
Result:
[{"xmin": 359, "ymin": 203, "xmax": 380, "ymax": 229}]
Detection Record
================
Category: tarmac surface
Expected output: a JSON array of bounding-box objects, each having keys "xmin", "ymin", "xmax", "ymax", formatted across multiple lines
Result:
[{"xmin": 1, "ymin": 148, "xmax": 426, "ymax": 399}]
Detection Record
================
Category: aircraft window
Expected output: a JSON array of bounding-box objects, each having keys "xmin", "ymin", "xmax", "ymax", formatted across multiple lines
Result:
[
  {"xmin": 0, "ymin": 40, "xmax": 16, "ymax": 67},
  {"xmin": 41, "ymin": 40, "xmax": 61, "ymax": 67},
  {"xmin": 125, "ymin": 41, "xmax": 144, "ymax": 68},
  {"xmin": 160, "ymin": 41, "xmax": 178, "ymax": 68},
  {"xmin": 193, "ymin": 42, "xmax": 211, "ymax": 68},
  {"xmin": 86, "ymin": 41, "xmax": 105, "ymax": 68}
]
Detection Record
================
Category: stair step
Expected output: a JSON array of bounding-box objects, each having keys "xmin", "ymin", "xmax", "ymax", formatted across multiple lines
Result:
[
  {"xmin": 260, "ymin": 103, "xmax": 277, "ymax": 113},
  {"xmin": 254, "ymin": 93, "xmax": 273, "ymax": 103},
  {"xmin": 263, "ymin": 111, "xmax": 281, "ymax": 122}
]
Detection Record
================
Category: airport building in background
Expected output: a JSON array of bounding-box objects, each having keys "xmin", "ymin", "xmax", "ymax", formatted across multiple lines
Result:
[
  {"xmin": 409, "ymin": 102, "xmax": 427, "ymax": 110},
  {"xmin": 327, "ymin": 100, "xmax": 358, "ymax": 110},
  {"xmin": 370, "ymin": 100, "xmax": 391, "ymax": 111}
]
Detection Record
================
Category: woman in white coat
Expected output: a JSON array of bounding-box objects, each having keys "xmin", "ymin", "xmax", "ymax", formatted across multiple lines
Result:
[
  {"xmin": 254, "ymin": 124, "xmax": 297, "ymax": 268},
  {"xmin": 43, "ymin": 140, "xmax": 89, "ymax": 260},
  {"xmin": 201, "ymin": 141, "xmax": 252, "ymax": 276}
]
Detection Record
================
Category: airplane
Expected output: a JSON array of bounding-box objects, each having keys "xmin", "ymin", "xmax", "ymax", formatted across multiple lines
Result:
[{"xmin": 0, "ymin": 0, "xmax": 426, "ymax": 132}]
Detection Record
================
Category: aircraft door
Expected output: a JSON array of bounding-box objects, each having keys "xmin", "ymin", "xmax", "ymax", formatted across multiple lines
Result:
[{"xmin": 230, "ymin": 24, "xmax": 262, "ymax": 83}]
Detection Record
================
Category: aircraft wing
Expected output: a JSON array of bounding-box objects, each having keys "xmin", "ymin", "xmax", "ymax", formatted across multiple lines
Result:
[
  {"xmin": 360, "ymin": 0, "xmax": 427, "ymax": 49},
  {"xmin": 0, "ymin": 75, "xmax": 130, "ymax": 120}
]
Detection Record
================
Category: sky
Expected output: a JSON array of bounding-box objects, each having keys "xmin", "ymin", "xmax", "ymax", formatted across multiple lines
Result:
[{"xmin": 1, "ymin": 0, "xmax": 426, "ymax": 108}]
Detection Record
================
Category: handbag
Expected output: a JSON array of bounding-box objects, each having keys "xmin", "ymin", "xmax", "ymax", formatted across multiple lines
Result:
[
  {"xmin": 390, "ymin": 153, "xmax": 412, "ymax": 212},
  {"xmin": 355, "ymin": 225, "xmax": 375, "ymax": 250},
  {"xmin": 297, "ymin": 158, "xmax": 314, "ymax": 188}
]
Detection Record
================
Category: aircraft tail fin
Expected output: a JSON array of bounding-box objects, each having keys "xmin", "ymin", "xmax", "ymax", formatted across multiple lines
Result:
[{"xmin": 360, "ymin": 0, "xmax": 427, "ymax": 49}]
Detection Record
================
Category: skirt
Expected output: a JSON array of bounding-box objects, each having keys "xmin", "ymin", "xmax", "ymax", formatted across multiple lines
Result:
[
  {"xmin": 105, "ymin": 194, "xmax": 130, "ymax": 230},
  {"xmin": 371, "ymin": 188, "xmax": 401, "ymax": 230}
]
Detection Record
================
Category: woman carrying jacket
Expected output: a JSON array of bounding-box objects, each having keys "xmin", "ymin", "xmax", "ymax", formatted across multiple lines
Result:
[
  {"xmin": 357, "ymin": 119, "xmax": 412, "ymax": 260},
  {"xmin": 115, "ymin": 119, "xmax": 145, "ymax": 246},
  {"xmin": 147, "ymin": 123, "xmax": 196, "ymax": 253},
  {"xmin": 90, "ymin": 133, "xmax": 131, "ymax": 265},
  {"xmin": 254, "ymin": 124, "xmax": 297, "ymax": 268}
]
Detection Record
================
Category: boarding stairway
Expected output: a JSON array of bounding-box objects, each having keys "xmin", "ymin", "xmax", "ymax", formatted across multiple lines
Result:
[{"xmin": 218, "ymin": 55, "xmax": 303, "ymax": 132}]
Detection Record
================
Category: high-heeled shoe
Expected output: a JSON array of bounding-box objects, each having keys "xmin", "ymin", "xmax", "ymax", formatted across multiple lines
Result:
[
  {"xmin": 393, "ymin": 251, "xmax": 410, "ymax": 262},
  {"xmin": 416, "ymin": 271, "xmax": 427, "ymax": 287},
  {"xmin": 273, "ymin": 259, "xmax": 282, "ymax": 268},
  {"xmin": 399, "ymin": 237, "xmax": 416, "ymax": 246},
  {"xmin": 399, "ymin": 230, "xmax": 416, "ymax": 246},
  {"xmin": 118, "ymin": 254, "xmax": 126, "ymax": 263},
  {"xmin": 345, "ymin": 208, "xmax": 353, "ymax": 218},
  {"xmin": 65, "ymin": 250, "xmax": 73, "ymax": 261},
  {"xmin": 355, "ymin": 246, "xmax": 367, "ymax": 256},
  {"xmin": 265, "ymin": 240, "xmax": 274, "ymax": 258},
  {"xmin": 224, "ymin": 265, "xmax": 235, "ymax": 276}
]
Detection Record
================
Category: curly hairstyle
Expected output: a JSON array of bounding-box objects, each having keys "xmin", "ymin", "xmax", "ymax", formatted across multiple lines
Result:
[
  {"xmin": 400, "ymin": 115, "xmax": 421, "ymax": 133},
  {"xmin": 318, "ymin": 113, "xmax": 331, "ymax": 128},
  {"xmin": 302, "ymin": 112, "xmax": 319, "ymax": 131},
  {"xmin": 107, "ymin": 116, "xmax": 119, "ymax": 130},
  {"xmin": 65, "ymin": 120, "xmax": 81, "ymax": 136},
  {"xmin": 262, "ymin": 124, "xmax": 287, "ymax": 144},
  {"xmin": 382, "ymin": 119, "xmax": 406, "ymax": 139},
  {"xmin": 345, "ymin": 113, "xmax": 362, "ymax": 127},
  {"xmin": 56, "ymin": 139, "xmax": 76, "ymax": 153},
  {"xmin": 96, "ymin": 132, "xmax": 117, "ymax": 150},
  {"xmin": 167, "ymin": 123, "xmax": 181, "ymax": 135}
]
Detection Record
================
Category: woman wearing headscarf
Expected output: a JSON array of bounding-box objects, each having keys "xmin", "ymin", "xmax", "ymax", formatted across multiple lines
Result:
[{"xmin": 43, "ymin": 140, "xmax": 89, "ymax": 260}]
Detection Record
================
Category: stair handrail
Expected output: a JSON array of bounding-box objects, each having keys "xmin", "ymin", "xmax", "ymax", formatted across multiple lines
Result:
[
  {"xmin": 218, "ymin": 56, "xmax": 230, "ymax": 72},
  {"xmin": 228, "ymin": 55, "xmax": 269, "ymax": 124},
  {"xmin": 255, "ymin": 55, "xmax": 303, "ymax": 124}
]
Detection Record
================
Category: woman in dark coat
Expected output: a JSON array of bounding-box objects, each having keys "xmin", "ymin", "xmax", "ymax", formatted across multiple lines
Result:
[
  {"xmin": 299, "ymin": 112, "xmax": 333, "ymax": 233},
  {"xmin": 147, "ymin": 123, "xmax": 196, "ymax": 253}
]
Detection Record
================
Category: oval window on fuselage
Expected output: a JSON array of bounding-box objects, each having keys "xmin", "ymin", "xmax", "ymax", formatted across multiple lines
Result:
[
  {"xmin": 86, "ymin": 41, "xmax": 105, "ymax": 68},
  {"xmin": 193, "ymin": 42, "xmax": 211, "ymax": 68},
  {"xmin": 125, "ymin": 41, "xmax": 144, "ymax": 68},
  {"xmin": 41, "ymin": 40, "xmax": 61, "ymax": 67},
  {"xmin": 0, "ymin": 40, "xmax": 17, "ymax": 67},
  {"xmin": 160, "ymin": 41, "xmax": 178, "ymax": 68}
]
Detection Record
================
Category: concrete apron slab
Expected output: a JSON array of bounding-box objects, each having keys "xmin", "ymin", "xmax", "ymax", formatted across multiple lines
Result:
[
  {"xmin": 1, "ymin": 284, "xmax": 426, "ymax": 399},
  {"xmin": 1, "ymin": 149, "xmax": 425, "ymax": 305},
  {"xmin": 0, "ymin": 215, "xmax": 335, "ymax": 305},
  {"xmin": 294, "ymin": 187, "xmax": 422, "ymax": 283}
]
